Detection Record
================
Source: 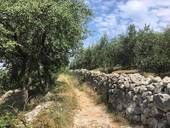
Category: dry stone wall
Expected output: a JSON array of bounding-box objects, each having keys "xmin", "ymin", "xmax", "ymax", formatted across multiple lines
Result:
[{"xmin": 72, "ymin": 69, "xmax": 170, "ymax": 128}]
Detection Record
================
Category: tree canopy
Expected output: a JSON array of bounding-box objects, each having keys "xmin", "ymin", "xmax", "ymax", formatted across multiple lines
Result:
[
  {"xmin": 0, "ymin": 0, "xmax": 91, "ymax": 90},
  {"xmin": 71, "ymin": 25, "xmax": 170, "ymax": 73}
]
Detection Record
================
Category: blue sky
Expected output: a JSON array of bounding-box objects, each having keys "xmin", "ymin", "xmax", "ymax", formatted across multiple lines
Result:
[{"xmin": 84, "ymin": 0, "xmax": 170, "ymax": 46}]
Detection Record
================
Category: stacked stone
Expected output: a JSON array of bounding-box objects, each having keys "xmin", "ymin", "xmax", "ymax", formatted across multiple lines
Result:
[{"xmin": 72, "ymin": 69, "xmax": 170, "ymax": 128}]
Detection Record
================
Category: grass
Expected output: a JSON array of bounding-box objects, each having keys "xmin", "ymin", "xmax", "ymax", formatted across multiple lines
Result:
[
  {"xmin": 0, "ymin": 112, "xmax": 16, "ymax": 128},
  {"xmin": 92, "ymin": 67, "xmax": 157, "ymax": 77},
  {"xmin": 0, "ymin": 73, "xmax": 78, "ymax": 128},
  {"xmin": 0, "ymin": 72, "xmax": 131, "ymax": 127},
  {"xmin": 94, "ymin": 66, "xmax": 170, "ymax": 79},
  {"xmin": 29, "ymin": 73, "xmax": 78, "ymax": 128}
]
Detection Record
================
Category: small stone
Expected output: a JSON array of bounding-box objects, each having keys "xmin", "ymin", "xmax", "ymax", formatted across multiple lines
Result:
[
  {"xmin": 163, "ymin": 76, "xmax": 170, "ymax": 84},
  {"xmin": 142, "ymin": 77, "xmax": 152, "ymax": 85},
  {"xmin": 120, "ymin": 84, "xmax": 125, "ymax": 89},
  {"xmin": 133, "ymin": 95, "xmax": 138, "ymax": 101},
  {"xmin": 126, "ymin": 103, "xmax": 136, "ymax": 115},
  {"xmin": 146, "ymin": 95, "xmax": 153, "ymax": 102},
  {"xmin": 166, "ymin": 83, "xmax": 170, "ymax": 94},
  {"xmin": 148, "ymin": 118, "xmax": 158, "ymax": 128},
  {"xmin": 142, "ymin": 91, "xmax": 152, "ymax": 98},
  {"xmin": 157, "ymin": 122, "xmax": 167, "ymax": 128},
  {"xmin": 14, "ymin": 89, "xmax": 21, "ymax": 93},
  {"xmin": 134, "ymin": 106, "xmax": 142, "ymax": 115},
  {"xmin": 117, "ymin": 104, "xmax": 123, "ymax": 111},
  {"xmin": 141, "ymin": 114, "xmax": 148, "ymax": 125},
  {"xmin": 127, "ymin": 91, "xmax": 133, "ymax": 99},
  {"xmin": 132, "ymin": 115, "xmax": 141, "ymax": 123},
  {"xmin": 2, "ymin": 90, "xmax": 14, "ymax": 99},
  {"xmin": 153, "ymin": 93, "xmax": 170, "ymax": 112},
  {"xmin": 152, "ymin": 76, "xmax": 162, "ymax": 83},
  {"xmin": 151, "ymin": 106, "xmax": 159, "ymax": 116},
  {"xmin": 129, "ymin": 73, "xmax": 144, "ymax": 85},
  {"xmin": 134, "ymin": 87, "xmax": 139, "ymax": 94},
  {"xmin": 167, "ymin": 112, "xmax": 170, "ymax": 126},
  {"xmin": 143, "ymin": 108, "xmax": 150, "ymax": 117},
  {"xmin": 146, "ymin": 84, "xmax": 155, "ymax": 91}
]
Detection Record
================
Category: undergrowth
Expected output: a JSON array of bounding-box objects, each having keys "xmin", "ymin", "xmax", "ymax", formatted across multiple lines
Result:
[
  {"xmin": 30, "ymin": 73, "xmax": 78, "ymax": 128},
  {"xmin": 0, "ymin": 112, "xmax": 16, "ymax": 128},
  {"xmin": 0, "ymin": 73, "xmax": 78, "ymax": 128}
]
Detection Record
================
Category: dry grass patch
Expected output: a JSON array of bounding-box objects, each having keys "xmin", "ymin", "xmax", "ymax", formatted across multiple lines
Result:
[
  {"xmin": 21, "ymin": 73, "xmax": 78, "ymax": 128},
  {"xmin": 111, "ymin": 69, "xmax": 139, "ymax": 74}
]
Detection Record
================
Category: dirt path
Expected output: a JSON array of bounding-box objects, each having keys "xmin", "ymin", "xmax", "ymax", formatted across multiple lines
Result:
[
  {"xmin": 58, "ymin": 74, "xmax": 142, "ymax": 128},
  {"xmin": 73, "ymin": 87, "xmax": 122, "ymax": 128}
]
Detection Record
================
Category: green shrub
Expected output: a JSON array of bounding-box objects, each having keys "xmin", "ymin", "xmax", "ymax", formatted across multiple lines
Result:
[{"xmin": 0, "ymin": 113, "xmax": 16, "ymax": 128}]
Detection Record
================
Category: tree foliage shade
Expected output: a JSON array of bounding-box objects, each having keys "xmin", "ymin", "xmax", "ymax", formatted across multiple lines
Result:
[{"xmin": 0, "ymin": 0, "xmax": 91, "ymax": 90}]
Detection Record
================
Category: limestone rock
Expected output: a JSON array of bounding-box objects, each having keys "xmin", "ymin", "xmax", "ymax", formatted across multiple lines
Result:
[
  {"xmin": 152, "ymin": 76, "xmax": 162, "ymax": 83},
  {"xmin": 129, "ymin": 73, "xmax": 144, "ymax": 85},
  {"xmin": 157, "ymin": 121, "xmax": 168, "ymax": 128},
  {"xmin": 146, "ymin": 84, "xmax": 155, "ymax": 92},
  {"xmin": 165, "ymin": 83, "xmax": 170, "ymax": 94},
  {"xmin": 148, "ymin": 118, "xmax": 158, "ymax": 128},
  {"xmin": 153, "ymin": 93, "xmax": 170, "ymax": 112},
  {"xmin": 132, "ymin": 115, "xmax": 141, "ymax": 123},
  {"xmin": 25, "ymin": 101, "xmax": 54, "ymax": 123},
  {"xmin": 167, "ymin": 112, "xmax": 170, "ymax": 126},
  {"xmin": 163, "ymin": 76, "xmax": 170, "ymax": 84},
  {"xmin": 126, "ymin": 103, "xmax": 141, "ymax": 115},
  {"xmin": 0, "ymin": 89, "xmax": 28, "ymax": 110},
  {"xmin": 142, "ymin": 77, "xmax": 152, "ymax": 85}
]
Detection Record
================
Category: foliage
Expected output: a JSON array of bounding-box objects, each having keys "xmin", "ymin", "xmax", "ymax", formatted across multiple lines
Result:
[
  {"xmin": 0, "ymin": 113, "xmax": 16, "ymax": 128},
  {"xmin": 0, "ymin": 69, "xmax": 10, "ymax": 91},
  {"xmin": 70, "ymin": 34, "xmax": 111, "ymax": 69},
  {"xmin": 0, "ymin": 0, "xmax": 91, "ymax": 90},
  {"xmin": 71, "ymin": 24, "xmax": 170, "ymax": 73},
  {"xmin": 30, "ymin": 73, "xmax": 78, "ymax": 128},
  {"xmin": 118, "ymin": 25, "xmax": 137, "ymax": 67}
]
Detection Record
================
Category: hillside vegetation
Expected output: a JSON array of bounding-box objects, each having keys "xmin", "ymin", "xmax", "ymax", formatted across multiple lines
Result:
[
  {"xmin": 71, "ymin": 25, "xmax": 170, "ymax": 73},
  {"xmin": 0, "ymin": 73, "xmax": 78, "ymax": 127},
  {"xmin": 0, "ymin": 0, "xmax": 91, "ymax": 127},
  {"xmin": 0, "ymin": 0, "xmax": 91, "ymax": 91},
  {"xmin": 1, "ymin": 0, "xmax": 170, "ymax": 127}
]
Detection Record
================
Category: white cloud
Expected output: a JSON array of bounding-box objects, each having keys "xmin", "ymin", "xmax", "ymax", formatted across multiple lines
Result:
[
  {"xmin": 85, "ymin": 0, "xmax": 170, "ymax": 46},
  {"xmin": 119, "ymin": 1, "xmax": 147, "ymax": 14},
  {"xmin": 94, "ymin": 13, "xmax": 117, "ymax": 36},
  {"xmin": 118, "ymin": 0, "xmax": 170, "ymax": 30}
]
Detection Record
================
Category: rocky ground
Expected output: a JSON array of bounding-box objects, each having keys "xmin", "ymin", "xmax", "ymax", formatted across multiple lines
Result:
[
  {"xmin": 0, "ymin": 72, "xmax": 154, "ymax": 128},
  {"xmin": 73, "ymin": 87, "xmax": 121, "ymax": 128},
  {"xmin": 73, "ymin": 83, "xmax": 144, "ymax": 128},
  {"xmin": 73, "ymin": 69, "xmax": 170, "ymax": 128}
]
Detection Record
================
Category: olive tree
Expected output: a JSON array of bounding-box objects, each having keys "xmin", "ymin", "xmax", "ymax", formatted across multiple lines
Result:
[{"xmin": 0, "ymin": 0, "xmax": 91, "ymax": 91}]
